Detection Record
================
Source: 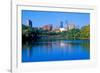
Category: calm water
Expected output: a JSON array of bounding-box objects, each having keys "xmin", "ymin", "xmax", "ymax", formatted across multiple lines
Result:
[{"xmin": 22, "ymin": 40, "xmax": 90, "ymax": 62}]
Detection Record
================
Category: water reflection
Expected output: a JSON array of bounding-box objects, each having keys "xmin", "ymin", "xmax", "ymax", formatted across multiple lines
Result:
[{"xmin": 22, "ymin": 40, "xmax": 90, "ymax": 62}]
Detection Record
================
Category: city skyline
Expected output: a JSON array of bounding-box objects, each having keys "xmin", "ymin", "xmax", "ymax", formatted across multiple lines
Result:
[{"xmin": 22, "ymin": 10, "xmax": 90, "ymax": 28}]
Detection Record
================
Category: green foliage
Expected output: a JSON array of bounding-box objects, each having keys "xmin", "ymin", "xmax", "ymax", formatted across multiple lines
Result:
[
  {"xmin": 22, "ymin": 24, "xmax": 90, "ymax": 41},
  {"xmin": 64, "ymin": 29, "xmax": 81, "ymax": 40},
  {"xmin": 80, "ymin": 25, "xmax": 90, "ymax": 39}
]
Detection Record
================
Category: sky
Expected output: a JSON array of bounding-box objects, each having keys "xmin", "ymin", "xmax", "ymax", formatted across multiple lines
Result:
[{"xmin": 22, "ymin": 10, "xmax": 90, "ymax": 28}]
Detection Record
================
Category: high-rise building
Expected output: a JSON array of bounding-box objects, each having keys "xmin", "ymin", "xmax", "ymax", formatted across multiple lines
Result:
[
  {"xmin": 60, "ymin": 21, "xmax": 63, "ymax": 28},
  {"xmin": 42, "ymin": 24, "xmax": 52, "ymax": 31},
  {"xmin": 67, "ymin": 23, "xmax": 76, "ymax": 30},
  {"xmin": 59, "ymin": 21, "xmax": 65, "ymax": 32},
  {"xmin": 27, "ymin": 19, "xmax": 32, "ymax": 27}
]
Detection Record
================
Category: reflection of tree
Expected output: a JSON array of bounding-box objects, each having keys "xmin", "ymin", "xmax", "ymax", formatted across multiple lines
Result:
[
  {"xmin": 22, "ymin": 40, "xmax": 90, "ymax": 62},
  {"xmin": 80, "ymin": 41, "xmax": 90, "ymax": 52},
  {"xmin": 23, "ymin": 40, "xmax": 90, "ymax": 51},
  {"xmin": 22, "ymin": 41, "xmax": 33, "ymax": 59},
  {"xmin": 22, "ymin": 41, "xmax": 33, "ymax": 49}
]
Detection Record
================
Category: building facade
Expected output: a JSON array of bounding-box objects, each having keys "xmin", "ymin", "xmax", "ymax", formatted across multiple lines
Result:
[
  {"xmin": 27, "ymin": 19, "xmax": 32, "ymax": 27},
  {"xmin": 42, "ymin": 24, "xmax": 52, "ymax": 31},
  {"xmin": 59, "ymin": 21, "xmax": 66, "ymax": 32},
  {"xmin": 66, "ymin": 23, "xmax": 76, "ymax": 30}
]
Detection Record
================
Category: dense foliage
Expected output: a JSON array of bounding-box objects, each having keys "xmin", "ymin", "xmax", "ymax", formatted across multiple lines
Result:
[
  {"xmin": 22, "ymin": 24, "xmax": 90, "ymax": 42},
  {"xmin": 80, "ymin": 25, "xmax": 90, "ymax": 39}
]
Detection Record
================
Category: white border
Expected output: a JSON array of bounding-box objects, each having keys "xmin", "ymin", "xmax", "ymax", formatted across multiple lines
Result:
[{"xmin": 11, "ymin": 2, "xmax": 97, "ymax": 73}]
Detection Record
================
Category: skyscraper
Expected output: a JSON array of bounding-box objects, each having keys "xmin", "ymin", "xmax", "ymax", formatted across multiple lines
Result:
[
  {"xmin": 67, "ymin": 23, "xmax": 76, "ymax": 30},
  {"xmin": 27, "ymin": 19, "xmax": 32, "ymax": 27},
  {"xmin": 59, "ymin": 21, "xmax": 65, "ymax": 32},
  {"xmin": 60, "ymin": 21, "xmax": 63, "ymax": 28}
]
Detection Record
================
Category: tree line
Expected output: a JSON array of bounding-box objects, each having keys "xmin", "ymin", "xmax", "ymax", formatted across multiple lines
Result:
[{"xmin": 22, "ymin": 24, "xmax": 90, "ymax": 42}]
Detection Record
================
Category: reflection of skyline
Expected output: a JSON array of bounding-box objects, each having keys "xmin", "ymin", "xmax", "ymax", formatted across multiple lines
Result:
[{"xmin": 22, "ymin": 40, "xmax": 90, "ymax": 61}]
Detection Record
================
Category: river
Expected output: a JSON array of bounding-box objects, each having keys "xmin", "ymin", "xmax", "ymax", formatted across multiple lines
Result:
[{"xmin": 22, "ymin": 40, "xmax": 90, "ymax": 62}]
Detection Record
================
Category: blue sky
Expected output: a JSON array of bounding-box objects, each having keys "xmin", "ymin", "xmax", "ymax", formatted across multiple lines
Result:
[{"xmin": 22, "ymin": 10, "xmax": 90, "ymax": 28}]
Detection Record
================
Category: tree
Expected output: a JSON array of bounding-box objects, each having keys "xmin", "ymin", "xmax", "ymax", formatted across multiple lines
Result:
[
  {"xmin": 65, "ymin": 29, "xmax": 80, "ymax": 40},
  {"xmin": 80, "ymin": 25, "xmax": 90, "ymax": 39}
]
